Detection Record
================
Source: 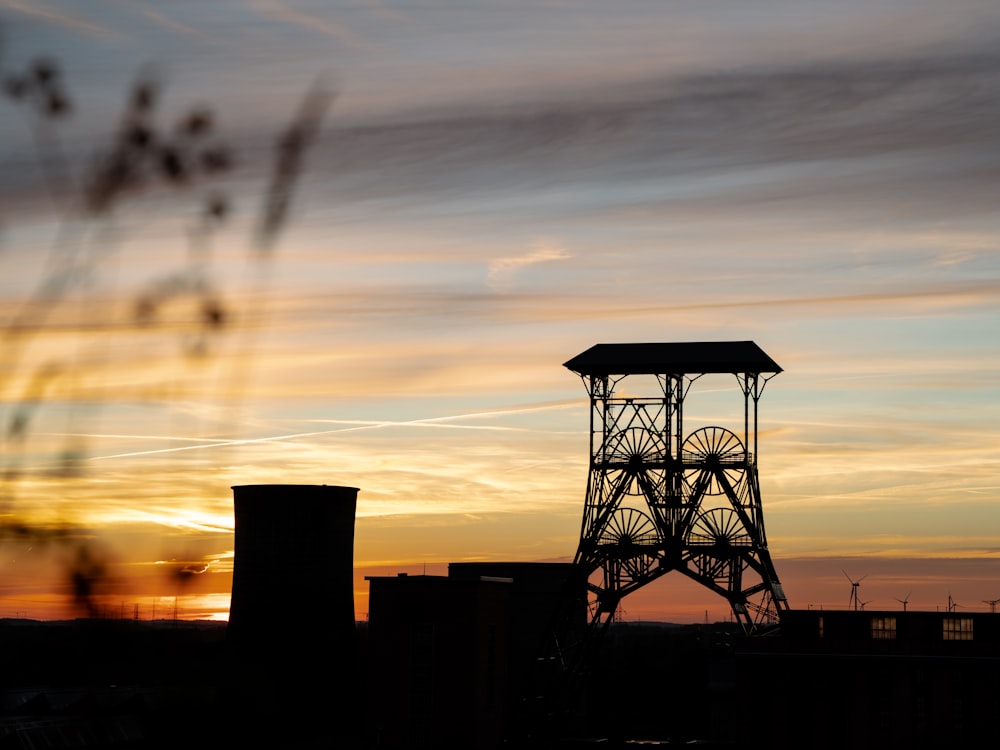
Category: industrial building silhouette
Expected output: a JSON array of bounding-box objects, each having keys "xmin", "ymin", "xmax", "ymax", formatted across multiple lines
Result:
[{"xmin": 364, "ymin": 562, "xmax": 583, "ymax": 750}]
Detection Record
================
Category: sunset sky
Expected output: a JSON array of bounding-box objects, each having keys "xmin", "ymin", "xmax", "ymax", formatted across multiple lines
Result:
[{"xmin": 2, "ymin": 1, "xmax": 1000, "ymax": 623}]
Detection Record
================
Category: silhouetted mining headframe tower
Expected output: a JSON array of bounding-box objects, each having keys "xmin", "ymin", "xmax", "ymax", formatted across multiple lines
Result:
[{"xmin": 563, "ymin": 340, "xmax": 789, "ymax": 637}]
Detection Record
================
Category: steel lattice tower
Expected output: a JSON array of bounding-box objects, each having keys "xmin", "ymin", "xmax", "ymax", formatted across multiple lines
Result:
[{"xmin": 563, "ymin": 341, "xmax": 789, "ymax": 636}]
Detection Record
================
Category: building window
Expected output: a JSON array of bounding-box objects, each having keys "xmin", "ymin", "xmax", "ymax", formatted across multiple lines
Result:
[
  {"xmin": 871, "ymin": 616, "xmax": 897, "ymax": 639},
  {"xmin": 817, "ymin": 615, "xmax": 824, "ymax": 638},
  {"xmin": 943, "ymin": 617, "xmax": 974, "ymax": 641}
]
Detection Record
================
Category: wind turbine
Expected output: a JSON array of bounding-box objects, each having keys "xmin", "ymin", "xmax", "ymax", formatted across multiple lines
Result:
[
  {"xmin": 894, "ymin": 592, "xmax": 911, "ymax": 612},
  {"xmin": 982, "ymin": 598, "xmax": 1000, "ymax": 614},
  {"xmin": 947, "ymin": 594, "xmax": 962, "ymax": 613},
  {"xmin": 859, "ymin": 599, "xmax": 874, "ymax": 612},
  {"xmin": 843, "ymin": 570, "xmax": 868, "ymax": 612}
]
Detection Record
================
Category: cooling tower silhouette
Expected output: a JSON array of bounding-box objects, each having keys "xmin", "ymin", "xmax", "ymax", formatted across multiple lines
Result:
[
  {"xmin": 226, "ymin": 484, "xmax": 359, "ymax": 744},
  {"xmin": 228, "ymin": 484, "xmax": 359, "ymax": 645}
]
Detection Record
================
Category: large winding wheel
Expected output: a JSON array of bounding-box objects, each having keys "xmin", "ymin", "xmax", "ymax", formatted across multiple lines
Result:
[
  {"xmin": 688, "ymin": 507, "xmax": 752, "ymax": 548},
  {"xmin": 682, "ymin": 426, "xmax": 747, "ymax": 496},
  {"xmin": 686, "ymin": 507, "xmax": 752, "ymax": 587},
  {"xmin": 602, "ymin": 427, "xmax": 666, "ymax": 497},
  {"xmin": 595, "ymin": 507, "xmax": 660, "ymax": 600},
  {"xmin": 597, "ymin": 507, "xmax": 660, "ymax": 553}
]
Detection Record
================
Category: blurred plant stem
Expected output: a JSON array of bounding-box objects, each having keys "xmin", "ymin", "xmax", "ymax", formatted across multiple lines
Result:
[{"xmin": 1, "ymin": 31, "xmax": 331, "ymax": 617}]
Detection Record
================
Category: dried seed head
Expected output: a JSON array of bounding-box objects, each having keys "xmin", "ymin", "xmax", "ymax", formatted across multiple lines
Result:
[
  {"xmin": 4, "ymin": 75, "xmax": 28, "ymax": 101},
  {"xmin": 205, "ymin": 194, "xmax": 229, "ymax": 221},
  {"xmin": 202, "ymin": 298, "xmax": 226, "ymax": 329},
  {"xmin": 126, "ymin": 122, "xmax": 155, "ymax": 152},
  {"xmin": 46, "ymin": 91, "xmax": 71, "ymax": 118},
  {"xmin": 131, "ymin": 80, "xmax": 157, "ymax": 113},
  {"xmin": 201, "ymin": 147, "xmax": 232, "ymax": 174},
  {"xmin": 159, "ymin": 146, "xmax": 187, "ymax": 183},
  {"xmin": 32, "ymin": 58, "xmax": 58, "ymax": 85},
  {"xmin": 181, "ymin": 108, "xmax": 213, "ymax": 137}
]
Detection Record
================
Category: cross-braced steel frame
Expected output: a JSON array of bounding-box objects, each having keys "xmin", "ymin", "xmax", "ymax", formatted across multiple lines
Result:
[
  {"xmin": 572, "ymin": 365, "xmax": 788, "ymax": 637},
  {"xmin": 526, "ymin": 343, "xmax": 790, "ymax": 738}
]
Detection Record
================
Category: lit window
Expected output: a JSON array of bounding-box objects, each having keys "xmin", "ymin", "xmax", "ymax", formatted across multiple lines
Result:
[
  {"xmin": 817, "ymin": 615, "xmax": 824, "ymax": 638},
  {"xmin": 871, "ymin": 616, "xmax": 897, "ymax": 639},
  {"xmin": 943, "ymin": 617, "xmax": 973, "ymax": 641}
]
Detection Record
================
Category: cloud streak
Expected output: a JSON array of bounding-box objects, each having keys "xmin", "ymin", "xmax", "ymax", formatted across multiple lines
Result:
[{"xmin": 487, "ymin": 239, "xmax": 572, "ymax": 290}]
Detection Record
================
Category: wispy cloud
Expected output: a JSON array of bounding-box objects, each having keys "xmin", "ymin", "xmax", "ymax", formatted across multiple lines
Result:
[
  {"xmin": 487, "ymin": 239, "xmax": 572, "ymax": 290},
  {"xmin": 290, "ymin": 50, "xmax": 1000, "ymax": 214}
]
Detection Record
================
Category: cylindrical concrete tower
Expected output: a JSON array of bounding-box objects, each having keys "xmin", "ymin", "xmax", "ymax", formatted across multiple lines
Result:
[
  {"xmin": 228, "ymin": 483, "xmax": 358, "ymax": 645},
  {"xmin": 226, "ymin": 484, "xmax": 359, "ymax": 744}
]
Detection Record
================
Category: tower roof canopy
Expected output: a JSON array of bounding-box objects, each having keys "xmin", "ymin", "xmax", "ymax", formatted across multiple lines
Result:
[{"xmin": 563, "ymin": 341, "xmax": 781, "ymax": 376}]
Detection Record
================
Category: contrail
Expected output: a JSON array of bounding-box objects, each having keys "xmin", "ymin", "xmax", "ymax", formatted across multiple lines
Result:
[
  {"xmin": 84, "ymin": 427, "xmax": 379, "ymax": 460},
  {"xmin": 301, "ymin": 399, "xmax": 582, "ymax": 426},
  {"xmin": 77, "ymin": 398, "xmax": 582, "ymax": 461},
  {"xmin": 47, "ymin": 434, "xmax": 227, "ymax": 444}
]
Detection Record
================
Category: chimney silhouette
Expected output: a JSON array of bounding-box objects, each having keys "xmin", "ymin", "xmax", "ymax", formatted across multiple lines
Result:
[{"xmin": 226, "ymin": 484, "xmax": 359, "ymax": 744}]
